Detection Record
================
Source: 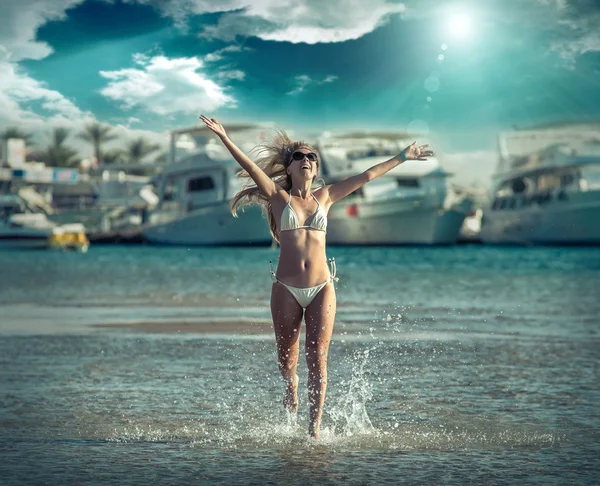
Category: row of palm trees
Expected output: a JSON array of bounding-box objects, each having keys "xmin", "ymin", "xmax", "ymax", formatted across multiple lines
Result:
[{"xmin": 1, "ymin": 122, "xmax": 165, "ymax": 168}]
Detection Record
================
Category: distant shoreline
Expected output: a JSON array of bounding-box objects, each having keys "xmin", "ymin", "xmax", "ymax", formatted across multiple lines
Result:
[{"xmin": 91, "ymin": 319, "xmax": 273, "ymax": 334}]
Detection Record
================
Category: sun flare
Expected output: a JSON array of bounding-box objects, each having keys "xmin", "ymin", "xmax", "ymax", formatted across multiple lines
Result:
[{"xmin": 447, "ymin": 13, "xmax": 472, "ymax": 38}]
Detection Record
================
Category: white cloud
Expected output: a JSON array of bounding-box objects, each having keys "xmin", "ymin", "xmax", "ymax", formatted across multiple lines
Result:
[
  {"xmin": 216, "ymin": 69, "xmax": 246, "ymax": 81},
  {"xmin": 287, "ymin": 74, "xmax": 338, "ymax": 96},
  {"xmin": 287, "ymin": 75, "xmax": 311, "ymax": 96},
  {"xmin": 0, "ymin": 78, "xmax": 168, "ymax": 160},
  {"xmin": 550, "ymin": 16, "xmax": 600, "ymax": 66},
  {"xmin": 0, "ymin": 0, "xmax": 85, "ymax": 61},
  {"xmin": 100, "ymin": 54, "xmax": 236, "ymax": 115},
  {"xmin": 0, "ymin": 1, "xmax": 169, "ymax": 159},
  {"xmin": 253, "ymin": 1, "xmax": 405, "ymax": 44},
  {"xmin": 203, "ymin": 44, "xmax": 252, "ymax": 63},
  {"xmin": 137, "ymin": 0, "xmax": 406, "ymax": 44},
  {"xmin": 130, "ymin": 0, "xmax": 247, "ymax": 29},
  {"xmin": 496, "ymin": 0, "xmax": 600, "ymax": 64},
  {"xmin": 143, "ymin": 0, "xmax": 600, "ymax": 64},
  {"xmin": 0, "ymin": 0, "xmax": 91, "ymax": 139},
  {"xmin": 0, "ymin": 55, "xmax": 89, "ymax": 131},
  {"xmin": 0, "ymin": 54, "xmax": 168, "ymax": 160},
  {"xmin": 202, "ymin": 45, "xmax": 249, "ymax": 87}
]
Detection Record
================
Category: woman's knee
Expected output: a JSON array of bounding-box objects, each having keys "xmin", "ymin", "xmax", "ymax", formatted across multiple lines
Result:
[
  {"xmin": 278, "ymin": 345, "xmax": 297, "ymax": 366},
  {"xmin": 305, "ymin": 345, "xmax": 329, "ymax": 366},
  {"xmin": 278, "ymin": 354, "xmax": 295, "ymax": 369}
]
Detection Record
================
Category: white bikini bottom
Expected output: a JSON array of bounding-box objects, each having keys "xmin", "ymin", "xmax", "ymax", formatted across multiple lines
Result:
[{"xmin": 270, "ymin": 258, "xmax": 337, "ymax": 309}]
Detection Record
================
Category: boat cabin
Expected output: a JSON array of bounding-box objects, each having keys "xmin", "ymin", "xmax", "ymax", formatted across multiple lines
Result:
[
  {"xmin": 152, "ymin": 154, "xmax": 243, "ymax": 221},
  {"xmin": 490, "ymin": 144, "xmax": 600, "ymax": 211}
]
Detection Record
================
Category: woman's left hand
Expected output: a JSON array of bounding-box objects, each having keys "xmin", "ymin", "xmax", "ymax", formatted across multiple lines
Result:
[{"xmin": 401, "ymin": 142, "xmax": 434, "ymax": 161}]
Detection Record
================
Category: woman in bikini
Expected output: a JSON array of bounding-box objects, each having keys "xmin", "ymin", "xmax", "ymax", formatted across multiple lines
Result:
[{"xmin": 199, "ymin": 115, "xmax": 433, "ymax": 438}]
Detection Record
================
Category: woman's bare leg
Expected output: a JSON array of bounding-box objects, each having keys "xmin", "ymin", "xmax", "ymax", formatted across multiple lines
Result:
[
  {"xmin": 304, "ymin": 282, "xmax": 336, "ymax": 438},
  {"xmin": 271, "ymin": 282, "xmax": 304, "ymax": 414}
]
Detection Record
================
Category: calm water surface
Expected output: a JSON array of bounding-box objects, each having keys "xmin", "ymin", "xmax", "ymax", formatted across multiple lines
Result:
[{"xmin": 0, "ymin": 245, "xmax": 599, "ymax": 484}]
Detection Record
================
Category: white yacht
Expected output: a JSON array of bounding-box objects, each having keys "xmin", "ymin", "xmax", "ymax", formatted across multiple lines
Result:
[
  {"xmin": 143, "ymin": 125, "xmax": 273, "ymax": 246},
  {"xmin": 480, "ymin": 124, "xmax": 600, "ymax": 245},
  {"xmin": 0, "ymin": 192, "xmax": 88, "ymax": 250},
  {"xmin": 316, "ymin": 133, "xmax": 473, "ymax": 245},
  {"xmin": 0, "ymin": 194, "xmax": 54, "ymax": 249}
]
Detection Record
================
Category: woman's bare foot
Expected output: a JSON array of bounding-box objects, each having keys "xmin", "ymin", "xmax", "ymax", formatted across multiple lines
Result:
[
  {"xmin": 283, "ymin": 375, "xmax": 299, "ymax": 413},
  {"xmin": 308, "ymin": 421, "xmax": 321, "ymax": 439}
]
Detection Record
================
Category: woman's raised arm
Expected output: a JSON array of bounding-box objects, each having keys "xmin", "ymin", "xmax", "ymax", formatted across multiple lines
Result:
[
  {"xmin": 325, "ymin": 141, "xmax": 434, "ymax": 204},
  {"xmin": 200, "ymin": 115, "xmax": 279, "ymax": 198}
]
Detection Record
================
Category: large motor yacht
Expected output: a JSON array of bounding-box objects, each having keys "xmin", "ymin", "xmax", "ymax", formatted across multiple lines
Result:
[
  {"xmin": 480, "ymin": 124, "xmax": 600, "ymax": 245},
  {"xmin": 143, "ymin": 125, "xmax": 273, "ymax": 246},
  {"xmin": 316, "ymin": 133, "xmax": 473, "ymax": 245}
]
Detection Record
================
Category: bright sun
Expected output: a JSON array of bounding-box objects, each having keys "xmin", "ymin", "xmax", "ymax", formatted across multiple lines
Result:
[{"xmin": 447, "ymin": 13, "xmax": 472, "ymax": 38}]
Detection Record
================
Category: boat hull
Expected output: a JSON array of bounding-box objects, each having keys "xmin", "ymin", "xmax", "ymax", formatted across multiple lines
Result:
[
  {"xmin": 144, "ymin": 203, "xmax": 273, "ymax": 246},
  {"xmin": 0, "ymin": 235, "xmax": 50, "ymax": 249},
  {"xmin": 480, "ymin": 190, "xmax": 600, "ymax": 245},
  {"xmin": 326, "ymin": 197, "xmax": 472, "ymax": 245}
]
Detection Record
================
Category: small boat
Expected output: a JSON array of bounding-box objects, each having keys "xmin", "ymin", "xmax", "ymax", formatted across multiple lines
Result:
[
  {"xmin": 458, "ymin": 208, "xmax": 483, "ymax": 243},
  {"xmin": 1, "ymin": 162, "xmax": 146, "ymax": 244},
  {"xmin": 0, "ymin": 193, "xmax": 89, "ymax": 251}
]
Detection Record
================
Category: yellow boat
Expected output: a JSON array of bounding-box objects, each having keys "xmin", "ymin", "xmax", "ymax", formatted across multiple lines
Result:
[{"xmin": 49, "ymin": 224, "xmax": 90, "ymax": 252}]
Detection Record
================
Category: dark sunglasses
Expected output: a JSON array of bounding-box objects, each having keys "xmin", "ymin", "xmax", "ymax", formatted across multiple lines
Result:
[{"xmin": 291, "ymin": 151, "xmax": 318, "ymax": 162}]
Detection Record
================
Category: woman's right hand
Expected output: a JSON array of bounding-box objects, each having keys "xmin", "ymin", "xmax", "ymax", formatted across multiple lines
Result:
[{"xmin": 199, "ymin": 115, "xmax": 227, "ymax": 139}]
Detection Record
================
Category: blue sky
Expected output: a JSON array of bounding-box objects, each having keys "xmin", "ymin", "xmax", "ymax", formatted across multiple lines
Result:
[{"xmin": 1, "ymin": 0, "xmax": 599, "ymax": 184}]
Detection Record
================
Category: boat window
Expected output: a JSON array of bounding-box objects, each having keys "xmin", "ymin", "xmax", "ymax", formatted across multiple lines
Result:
[
  {"xmin": 163, "ymin": 177, "xmax": 177, "ymax": 202},
  {"xmin": 0, "ymin": 203, "xmax": 22, "ymax": 219},
  {"xmin": 511, "ymin": 178, "xmax": 527, "ymax": 193},
  {"xmin": 187, "ymin": 176, "xmax": 215, "ymax": 193},
  {"xmin": 560, "ymin": 173, "xmax": 575, "ymax": 188},
  {"xmin": 396, "ymin": 178, "xmax": 420, "ymax": 188}
]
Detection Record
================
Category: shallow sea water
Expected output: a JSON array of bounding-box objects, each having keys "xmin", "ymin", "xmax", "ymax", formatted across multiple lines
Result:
[{"xmin": 0, "ymin": 245, "xmax": 599, "ymax": 484}]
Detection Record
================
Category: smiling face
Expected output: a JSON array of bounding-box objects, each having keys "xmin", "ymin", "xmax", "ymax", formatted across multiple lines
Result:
[{"xmin": 286, "ymin": 147, "xmax": 319, "ymax": 182}]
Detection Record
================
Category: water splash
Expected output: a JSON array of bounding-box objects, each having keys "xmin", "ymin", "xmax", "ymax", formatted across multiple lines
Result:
[{"xmin": 327, "ymin": 347, "xmax": 376, "ymax": 438}]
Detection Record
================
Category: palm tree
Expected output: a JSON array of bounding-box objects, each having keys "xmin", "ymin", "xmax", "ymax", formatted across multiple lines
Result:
[
  {"xmin": 79, "ymin": 122, "xmax": 117, "ymax": 164},
  {"xmin": 101, "ymin": 149, "xmax": 126, "ymax": 165},
  {"xmin": 33, "ymin": 127, "xmax": 79, "ymax": 167},
  {"xmin": 152, "ymin": 150, "xmax": 170, "ymax": 163},
  {"xmin": 126, "ymin": 137, "xmax": 161, "ymax": 163}
]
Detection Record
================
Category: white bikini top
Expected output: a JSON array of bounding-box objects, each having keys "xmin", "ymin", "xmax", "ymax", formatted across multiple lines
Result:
[{"xmin": 280, "ymin": 192, "xmax": 327, "ymax": 233}]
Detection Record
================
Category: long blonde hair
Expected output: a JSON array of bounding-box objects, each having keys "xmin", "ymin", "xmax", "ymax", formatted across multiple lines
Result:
[{"xmin": 230, "ymin": 130, "xmax": 321, "ymax": 242}]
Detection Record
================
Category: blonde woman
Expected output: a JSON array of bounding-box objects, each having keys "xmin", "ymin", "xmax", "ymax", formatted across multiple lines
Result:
[{"xmin": 199, "ymin": 115, "xmax": 434, "ymax": 438}]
